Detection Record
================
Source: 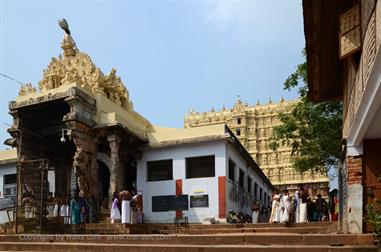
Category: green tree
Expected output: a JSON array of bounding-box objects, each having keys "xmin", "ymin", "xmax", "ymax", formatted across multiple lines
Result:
[{"xmin": 270, "ymin": 50, "xmax": 343, "ymax": 173}]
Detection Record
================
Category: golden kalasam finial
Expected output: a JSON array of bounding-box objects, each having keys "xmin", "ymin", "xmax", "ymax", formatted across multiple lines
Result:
[{"xmin": 58, "ymin": 19, "xmax": 78, "ymax": 57}]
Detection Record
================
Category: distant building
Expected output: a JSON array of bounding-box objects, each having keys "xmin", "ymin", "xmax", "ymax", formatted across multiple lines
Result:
[
  {"xmin": 0, "ymin": 149, "xmax": 17, "ymax": 224},
  {"xmin": 184, "ymin": 97, "xmax": 329, "ymax": 198},
  {"xmin": 303, "ymin": 0, "xmax": 381, "ymax": 233},
  {"xmin": 0, "ymin": 149, "xmax": 17, "ymax": 199}
]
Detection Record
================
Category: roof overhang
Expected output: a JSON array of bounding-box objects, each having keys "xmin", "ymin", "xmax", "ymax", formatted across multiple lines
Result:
[{"xmin": 303, "ymin": 0, "xmax": 346, "ymax": 102}]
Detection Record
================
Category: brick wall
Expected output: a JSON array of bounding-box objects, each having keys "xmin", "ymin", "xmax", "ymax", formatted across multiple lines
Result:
[{"xmin": 347, "ymin": 156, "xmax": 363, "ymax": 185}]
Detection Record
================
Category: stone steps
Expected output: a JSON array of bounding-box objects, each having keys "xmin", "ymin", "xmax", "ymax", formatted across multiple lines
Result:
[
  {"xmin": 0, "ymin": 221, "xmax": 377, "ymax": 252},
  {"xmin": 0, "ymin": 233, "xmax": 375, "ymax": 246},
  {"xmin": 0, "ymin": 242, "xmax": 377, "ymax": 252},
  {"xmin": 157, "ymin": 227, "xmax": 331, "ymax": 235},
  {"xmin": 81, "ymin": 221, "xmax": 338, "ymax": 235}
]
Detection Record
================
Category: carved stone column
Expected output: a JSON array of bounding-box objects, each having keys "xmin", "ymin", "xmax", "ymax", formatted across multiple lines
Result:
[
  {"xmin": 68, "ymin": 122, "xmax": 98, "ymax": 197},
  {"xmin": 108, "ymin": 134, "xmax": 121, "ymax": 201}
]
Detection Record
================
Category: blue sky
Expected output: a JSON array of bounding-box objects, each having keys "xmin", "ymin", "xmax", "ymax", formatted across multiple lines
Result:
[{"xmin": 0, "ymin": 0, "xmax": 304, "ymax": 148}]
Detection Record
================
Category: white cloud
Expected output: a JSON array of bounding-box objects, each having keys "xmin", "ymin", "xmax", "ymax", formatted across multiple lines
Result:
[
  {"xmin": 205, "ymin": 0, "xmax": 256, "ymax": 31},
  {"xmin": 205, "ymin": 0, "xmax": 302, "ymax": 44}
]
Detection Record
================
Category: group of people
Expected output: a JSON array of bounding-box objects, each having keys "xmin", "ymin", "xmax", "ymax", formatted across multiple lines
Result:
[
  {"xmin": 227, "ymin": 204, "xmax": 270, "ymax": 224},
  {"xmin": 109, "ymin": 190, "xmax": 143, "ymax": 224},
  {"xmin": 267, "ymin": 186, "xmax": 336, "ymax": 224},
  {"xmin": 68, "ymin": 192, "xmax": 100, "ymax": 225},
  {"xmin": 21, "ymin": 189, "xmax": 144, "ymax": 225},
  {"xmin": 268, "ymin": 189, "xmax": 297, "ymax": 223}
]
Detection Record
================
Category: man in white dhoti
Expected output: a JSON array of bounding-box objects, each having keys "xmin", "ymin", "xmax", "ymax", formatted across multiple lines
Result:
[
  {"xmin": 294, "ymin": 190, "xmax": 300, "ymax": 223},
  {"xmin": 120, "ymin": 191, "xmax": 131, "ymax": 224},
  {"xmin": 299, "ymin": 185, "xmax": 309, "ymax": 223},
  {"xmin": 269, "ymin": 190, "xmax": 281, "ymax": 223},
  {"xmin": 280, "ymin": 190, "xmax": 291, "ymax": 223}
]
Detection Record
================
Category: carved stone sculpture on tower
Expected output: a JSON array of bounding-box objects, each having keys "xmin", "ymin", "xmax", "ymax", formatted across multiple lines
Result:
[
  {"xmin": 37, "ymin": 34, "xmax": 133, "ymax": 111},
  {"xmin": 18, "ymin": 83, "xmax": 36, "ymax": 96}
]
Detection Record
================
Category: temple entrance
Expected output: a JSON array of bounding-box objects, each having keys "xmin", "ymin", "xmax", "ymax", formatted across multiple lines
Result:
[
  {"xmin": 124, "ymin": 159, "xmax": 137, "ymax": 193},
  {"xmin": 97, "ymin": 161, "xmax": 110, "ymax": 203}
]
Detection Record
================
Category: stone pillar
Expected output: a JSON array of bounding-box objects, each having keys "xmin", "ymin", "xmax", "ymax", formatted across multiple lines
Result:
[
  {"xmin": 346, "ymin": 145, "xmax": 363, "ymax": 234},
  {"xmin": 108, "ymin": 134, "xmax": 121, "ymax": 202}
]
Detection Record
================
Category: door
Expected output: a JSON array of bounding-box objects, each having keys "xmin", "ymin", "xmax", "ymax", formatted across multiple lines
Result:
[{"xmin": 363, "ymin": 139, "xmax": 381, "ymax": 232}]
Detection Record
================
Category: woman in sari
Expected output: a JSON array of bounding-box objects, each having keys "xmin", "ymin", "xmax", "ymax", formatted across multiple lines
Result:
[
  {"xmin": 269, "ymin": 190, "xmax": 281, "ymax": 223},
  {"xmin": 110, "ymin": 192, "xmax": 121, "ymax": 223},
  {"xmin": 70, "ymin": 194, "xmax": 80, "ymax": 225},
  {"xmin": 280, "ymin": 189, "xmax": 291, "ymax": 223}
]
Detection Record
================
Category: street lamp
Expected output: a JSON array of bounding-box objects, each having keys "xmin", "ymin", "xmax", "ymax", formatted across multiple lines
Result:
[{"xmin": 60, "ymin": 129, "xmax": 72, "ymax": 143}]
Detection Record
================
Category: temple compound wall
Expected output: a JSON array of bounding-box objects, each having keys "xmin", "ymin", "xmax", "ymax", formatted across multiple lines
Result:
[{"xmin": 184, "ymin": 98, "xmax": 329, "ymax": 198}]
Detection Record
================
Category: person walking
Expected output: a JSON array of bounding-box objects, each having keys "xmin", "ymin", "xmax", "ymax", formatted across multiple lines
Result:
[
  {"xmin": 78, "ymin": 192, "xmax": 89, "ymax": 224},
  {"xmin": 88, "ymin": 195, "xmax": 98, "ymax": 223},
  {"xmin": 53, "ymin": 194, "xmax": 60, "ymax": 219},
  {"xmin": 70, "ymin": 194, "xmax": 80, "ymax": 225},
  {"xmin": 315, "ymin": 194, "xmax": 327, "ymax": 221},
  {"xmin": 280, "ymin": 189, "xmax": 291, "ymax": 223},
  {"xmin": 110, "ymin": 192, "xmax": 121, "ymax": 223},
  {"xmin": 294, "ymin": 189, "xmax": 300, "ymax": 223},
  {"xmin": 60, "ymin": 197, "xmax": 70, "ymax": 224},
  {"xmin": 251, "ymin": 201, "xmax": 260, "ymax": 224},
  {"xmin": 269, "ymin": 190, "xmax": 281, "ymax": 223},
  {"xmin": 120, "ymin": 190, "xmax": 131, "ymax": 224},
  {"xmin": 299, "ymin": 185, "xmax": 309, "ymax": 223}
]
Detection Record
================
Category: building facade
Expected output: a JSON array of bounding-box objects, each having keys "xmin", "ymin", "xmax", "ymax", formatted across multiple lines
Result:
[
  {"xmin": 184, "ymin": 97, "xmax": 329, "ymax": 198},
  {"xmin": 138, "ymin": 125, "xmax": 273, "ymax": 223},
  {"xmin": 0, "ymin": 149, "xmax": 17, "ymax": 224},
  {"xmin": 0, "ymin": 149, "xmax": 17, "ymax": 199},
  {"xmin": 303, "ymin": 0, "xmax": 381, "ymax": 233}
]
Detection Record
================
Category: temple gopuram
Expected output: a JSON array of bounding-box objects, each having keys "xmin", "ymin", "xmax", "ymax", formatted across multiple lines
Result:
[{"xmin": 184, "ymin": 97, "xmax": 329, "ymax": 198}]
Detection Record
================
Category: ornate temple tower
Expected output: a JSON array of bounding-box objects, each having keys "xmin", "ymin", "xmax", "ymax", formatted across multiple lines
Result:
[
  {"xmin": 184, "ymin": 97, "xmax": 329, "ymax": 198},
  {"xmin": 7, "ymin": 24, "xmax": 150, "ymax": 206}
]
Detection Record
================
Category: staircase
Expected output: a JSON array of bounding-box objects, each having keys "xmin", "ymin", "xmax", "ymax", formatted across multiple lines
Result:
[{"xmin": 0, "ymin": 221, "xmax": 378, "ymax": 251}]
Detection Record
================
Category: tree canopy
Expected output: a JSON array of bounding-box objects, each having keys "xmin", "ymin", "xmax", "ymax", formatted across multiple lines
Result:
[{"xmin": 270, "ymin": 50, "xmax": 343, "ymax": 173}]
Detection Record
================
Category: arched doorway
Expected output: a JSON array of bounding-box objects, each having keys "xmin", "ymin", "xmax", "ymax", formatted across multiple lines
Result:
[{"xmin": 97, "ymin": 161, "xmax": 110, "ymax": 202}]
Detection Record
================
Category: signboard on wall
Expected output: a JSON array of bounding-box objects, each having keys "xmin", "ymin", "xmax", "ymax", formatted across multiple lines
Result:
[
  {"xmin": 190, "ymin": 194, "xmax": 209, "ymax": 208},
  {"xmin": 152, "ymin": 195, "xmax": 189, "ymax": 212},
  {"xmin": 339, "ymin": 5, "xmax": 361, "ymax": 58}
]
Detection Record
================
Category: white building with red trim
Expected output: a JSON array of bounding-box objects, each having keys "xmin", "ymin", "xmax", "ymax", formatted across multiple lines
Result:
[{"xmin": 138, "ymin": 124, "xmax": 274, "ymax": 223}]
